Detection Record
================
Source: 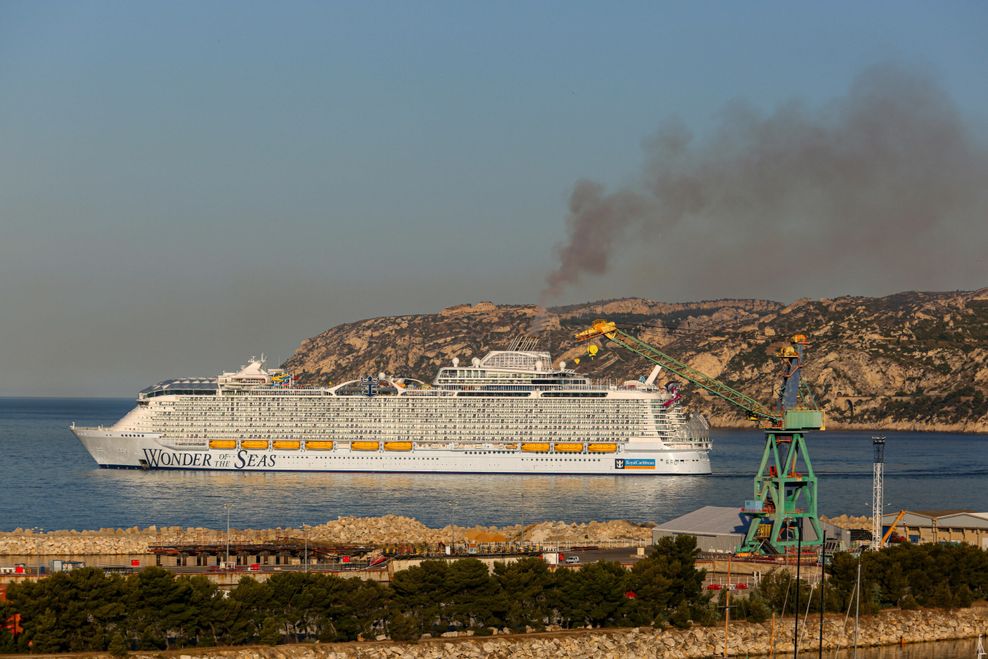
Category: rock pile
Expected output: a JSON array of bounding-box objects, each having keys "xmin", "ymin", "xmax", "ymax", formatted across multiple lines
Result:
[
  {"xmin": 0, "ymin": 516, "xmax": 654, "ymax": 556},
  {"xmin": 820, "ymin": 514, "xmax": 872, "ymax": 530},
  {"xmin": 0, "ymin": 526, "xmax": 264, "ymax": 556},
  {"xmin": 91, "ymin": 607, "xmax": 988, "ymax": 658}
]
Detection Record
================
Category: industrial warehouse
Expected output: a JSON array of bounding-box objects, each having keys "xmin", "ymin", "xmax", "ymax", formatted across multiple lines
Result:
[
  {"xmin": 881, "ymin": 510, "xmax": 988, "ymax": 548},
  {"xmin": 652, "ymin": 506, "xmax": 851, "ymax": 554}
]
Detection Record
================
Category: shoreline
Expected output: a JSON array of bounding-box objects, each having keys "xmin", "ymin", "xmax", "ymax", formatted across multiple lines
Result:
[
  {"xmin": 0, "ymin": 515, "xmax": 655, "ymax": 556},
  {"xmin": 0, "ymin": 513, "xmax": 877, "ymax": 556},
  {"xmin": 704, "ymin": 418, "xmax": 988, "ymax": 434},
  {"xmin": 9, "ymin": 607, "xmax": 983, "ymax": 658}
]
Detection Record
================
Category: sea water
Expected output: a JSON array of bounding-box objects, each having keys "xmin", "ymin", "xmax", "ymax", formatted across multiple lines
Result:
[{"xmin": 1, "ymin": 397, "xmax": 986, "ymax": 532}]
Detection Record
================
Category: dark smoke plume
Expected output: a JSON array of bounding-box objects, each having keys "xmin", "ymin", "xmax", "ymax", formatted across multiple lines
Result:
[{"xmin": 544, "ymin": 65, "xmax": 988, "ymax": 301}]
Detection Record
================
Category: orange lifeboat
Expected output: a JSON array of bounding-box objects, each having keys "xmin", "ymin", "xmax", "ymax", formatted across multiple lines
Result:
[
  {"xmin": 209, "ymin": 439, "xmax": 237, "ymax": 450},
  {"xmin": 272, "ymin": 440, "xmax": 300, "ymax": 450},
  {"xmin": 240, "ymin": 440, "xmax": 269, "ymax": 450},
  {"xmin": 305, "ymin": 440, "xmax": 334, "ymax": 451}
]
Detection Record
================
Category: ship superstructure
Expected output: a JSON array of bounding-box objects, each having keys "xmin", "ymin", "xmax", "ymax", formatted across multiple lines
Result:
[{"xmin": 71, "ymin": 338, "xmax": 711, "ymax": 475}]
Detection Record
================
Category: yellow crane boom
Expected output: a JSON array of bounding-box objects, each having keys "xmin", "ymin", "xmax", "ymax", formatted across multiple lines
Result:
[
  {"xmin": 881, "ymin": 509, "xmax": 907, "ymax": 545},
  {"xmin": 575, "ymin": 318, "xmax": 825, "ymax": 555},
  {"xmin": 575, "ymin": 319, "xmax": 779, "ymax": 424}
]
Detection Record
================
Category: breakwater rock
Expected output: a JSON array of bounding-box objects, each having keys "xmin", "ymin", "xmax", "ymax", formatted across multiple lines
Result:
[
  {"xmin": 0, "ymin": 516, "xmax": 654, "ymax": 555},
  {"xmin": 92, "ymin": 607, "xmax": 988, "ymax": 658},
  {"xmin": 820, "ymin": 514, "xmax": 871, "ymax": 530}
]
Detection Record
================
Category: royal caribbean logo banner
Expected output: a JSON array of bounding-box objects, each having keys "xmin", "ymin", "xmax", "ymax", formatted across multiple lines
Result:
[{"xmin": 615, "ymin": 458, "xmax": 656, "ymax": 470}]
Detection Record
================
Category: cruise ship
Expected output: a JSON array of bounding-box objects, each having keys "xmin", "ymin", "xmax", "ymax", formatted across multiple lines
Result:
[{"xmin": 71, "ymin": 339, "xmax": 711, "ymax": 475}]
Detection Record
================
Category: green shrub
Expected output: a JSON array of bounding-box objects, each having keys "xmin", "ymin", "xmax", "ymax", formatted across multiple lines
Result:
[
  {"xmin": 898, "ymin": 594, "xmax": 919, "ymax": 610},
  {"xmin": 388, "ymin": 613, "xmax": 420, "ymax": 642},
  {"xmin": 108, "ymin": 632, "xmax": 129, "ymax": 657},
  {"xmin": 669, "ymin": 601, "xmax": 692, "ymax": 629}
]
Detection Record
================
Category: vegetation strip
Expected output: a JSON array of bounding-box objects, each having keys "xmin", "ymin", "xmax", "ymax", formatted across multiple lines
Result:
[{"xmin": 1, "ymin": 538, "xmax": 986, "ymax": 654}]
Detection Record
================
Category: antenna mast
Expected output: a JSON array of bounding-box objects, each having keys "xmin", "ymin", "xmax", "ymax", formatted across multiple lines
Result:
[{"xmin": 872, "ymin": 436, "xmax": 886, "ymax": 550}]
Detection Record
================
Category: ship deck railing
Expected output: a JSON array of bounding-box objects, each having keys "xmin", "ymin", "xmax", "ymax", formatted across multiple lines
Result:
[{"xmin": 150, "ymin": 380, "xmax": 672, "ymax": 397}]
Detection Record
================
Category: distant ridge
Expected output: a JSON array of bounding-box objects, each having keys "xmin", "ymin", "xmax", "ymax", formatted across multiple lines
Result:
[{"xmin": 283, "ymin": 290, "xmax": 988, "ymax": 432}]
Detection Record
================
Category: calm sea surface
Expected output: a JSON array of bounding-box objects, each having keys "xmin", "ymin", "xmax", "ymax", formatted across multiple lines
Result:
[{"xmin": 1, "ymin": 397, "xmax": 987, "ymax": 532}]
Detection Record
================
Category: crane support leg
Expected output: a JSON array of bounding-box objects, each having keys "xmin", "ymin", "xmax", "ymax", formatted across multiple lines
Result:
[
  {"xmin": 573, "ymin": 320, "xmax": 824, "ymax": 556},
  {"xmin": 739, "ymin": 430, "xmax": 822, "ymax": 554}
]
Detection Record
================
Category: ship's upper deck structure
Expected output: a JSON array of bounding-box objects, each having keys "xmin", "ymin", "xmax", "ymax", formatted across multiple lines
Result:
[{"xmin": 137, "ymin": 338, "xmax": 658, "ymax": 400}]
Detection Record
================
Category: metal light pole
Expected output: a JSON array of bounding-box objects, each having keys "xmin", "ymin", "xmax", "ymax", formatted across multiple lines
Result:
[
  {"xmin": 723, "ymin": 553, "xmax": 733, "ymax": 658},
  {"xmin": 794, "ymin": 521, "xmax": 803, "ymax": 659},
  {"xmin": 448, "ymin": 501, "xmax": 456, "ymax": 556},
  {"xmin": 34, "ymin": 527, "xmax": 44, "ymax": 575},
  {"xmin": 852, "ymin": 556, "xmax": 861, "ymax": 658},
  {"xmin": 223, "ymin": 503, "xmax": 233, "ymax": 567},
  {"xmin": 819, "ymin": 530, "xmax": 826, "ymax": 658}
]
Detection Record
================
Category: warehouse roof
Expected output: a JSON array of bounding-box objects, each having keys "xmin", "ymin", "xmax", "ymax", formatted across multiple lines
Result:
[
  {"xmin": 656, "ymin": 506, "xmax": 749, "ymax": 536},
  {"xmin": 883, "ymin": 510, "xmax": 988, "ymax": 529},
  {"xmin": 656, "ymin": 506, "xmax": 847, "ymax": 546}
]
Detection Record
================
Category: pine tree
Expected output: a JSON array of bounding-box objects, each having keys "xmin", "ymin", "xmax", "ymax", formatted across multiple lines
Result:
[{"xmin": 108, "ymin": 632, "xmax": 129, "ymax": 657}]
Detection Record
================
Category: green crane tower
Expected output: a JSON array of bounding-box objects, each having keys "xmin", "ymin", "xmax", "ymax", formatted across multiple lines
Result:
[{"xmin": 574, "ymin": 320, "xmax": 824, "ymax": 555}]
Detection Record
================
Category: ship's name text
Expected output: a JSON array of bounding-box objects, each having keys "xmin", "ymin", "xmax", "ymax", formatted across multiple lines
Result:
[
  {"xmin": 141, "ymin": 449, "xmax": 276, "ymax": 469},
  {"xmin": 234, "ymin": 450, "xmax": 276, "ymax": 469},
  {"xmin": 142, "ymin": 449, "xmax": 212, "ymax": 468}
]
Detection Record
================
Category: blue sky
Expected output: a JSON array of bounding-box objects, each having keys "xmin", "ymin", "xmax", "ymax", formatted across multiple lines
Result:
[{"xmin": 1, "ymin": 2, "xmax": 986, "ymax": 395}]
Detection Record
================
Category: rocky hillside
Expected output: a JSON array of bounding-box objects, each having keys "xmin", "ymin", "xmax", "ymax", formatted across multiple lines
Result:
[{"xmin": 282, "ymin": 290, "xmax": 988, "ymax": 432}]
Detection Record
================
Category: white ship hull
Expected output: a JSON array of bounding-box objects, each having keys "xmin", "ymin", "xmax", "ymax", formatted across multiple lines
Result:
[
  {"xmin": 72, "ymin": 427, "xmax": 711, "ymax": 475},
  {"xmin": 71, "ymin": 346, "xmax": 712, "ymax": 476}
]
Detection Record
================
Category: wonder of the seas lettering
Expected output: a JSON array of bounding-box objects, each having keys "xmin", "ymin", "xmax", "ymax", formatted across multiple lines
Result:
[
  {"xmin": 233, "ymin": 450, "xmax": 276, "ymax": 470},
  {"xmin": 142, "ymin": 449, "xmax": 213, "ymax": 468}
]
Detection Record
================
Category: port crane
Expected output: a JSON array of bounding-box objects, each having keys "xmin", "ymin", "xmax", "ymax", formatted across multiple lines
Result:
[
  {"xmin": 575, "ymin": 320, "xmax": 825, "ymax": 555},
  {"xmin": 880, "ymin": 510, "xmax": 908, "ymax": 546}
]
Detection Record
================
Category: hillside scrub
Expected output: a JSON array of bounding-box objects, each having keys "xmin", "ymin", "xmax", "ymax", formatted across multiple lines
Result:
[{"xmin": 282, "ymin": 292, "xmax": 988, "ymax": 432}]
